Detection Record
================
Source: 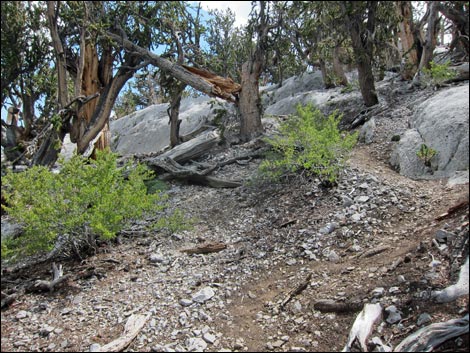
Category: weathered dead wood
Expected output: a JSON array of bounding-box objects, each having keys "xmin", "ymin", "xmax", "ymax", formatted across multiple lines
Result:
[
  {"xmin": 435, "ymin": 196, "xmax": 469, "ymax": 221},
  {"xmin": 28, "ymin": 263, "xmax": 72, "ymax": 293},
  {"xmin": 95, "ymin": 313, "xmax": 151, "ymax": 352},
  {"xmin": 433, "ymin": 256, "xmax": 469, "ymax": 303},
  {"xmin": 182, "ymin": 65, "xmax": 242, "ymax": 102},
  {"xmin": 357, "ymin": 245, "xmax": 390, "ymax": 259},
  {"xmin": 181, "ymin": 242, "xmax": 227, "ymax": 255},
  {"xmin": 1, "ymin": 289, "xmax": 24, "ymax": 310},
  {"xmin": 146, "ymin": 130, "xmax": 221, "ymax": 165},
  {"xmin": 280, "ymin": 273, "xmax": 312, "ymax": 309},
  {"xmin": 154, "ymin": 157, "xmax": 242, "ymax": 188},
  {"xmin": 313, "ymin": 299, "xmax": 363, "ymax": 313},
  {"xmin": 342, "ymin": 303, "xmax": 383, "ymax": 352},
  {"xmin": 393, "ymin": 314, "xmax": 469, "ymax": 352},
  {"xmin": 278, "ymin": 219, "xmax": 298, "ymax": 228},
  {"xmin": 105, "ymin": 32, "xmax": 240, "ymax": 103}
]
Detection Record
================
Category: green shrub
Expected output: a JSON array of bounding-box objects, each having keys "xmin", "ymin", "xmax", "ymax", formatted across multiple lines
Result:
[
  {"xmin": 422, "ymin": 62, "xmax": 457, "ymax": 86},
  {"xmin": 416, "ymin": 143, "xmax": 437, "ymax": 167},
  {"xmin": 1, "ymin": 150, "xmax": 185, "ymax": 261},
  {"xmin": 259, "ymin": 104, "xmax": 357, "ymax": 184}
]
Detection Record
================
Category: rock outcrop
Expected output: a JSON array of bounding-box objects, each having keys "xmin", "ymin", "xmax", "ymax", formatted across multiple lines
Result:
[{"xmin": 390, "ymin": 84, "xmax": 469, "ymax": 179}]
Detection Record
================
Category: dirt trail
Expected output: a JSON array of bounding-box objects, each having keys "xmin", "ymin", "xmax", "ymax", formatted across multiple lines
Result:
[{"xmin": 1, "ymin": 87, "xmax": 469, "ymax": 352}]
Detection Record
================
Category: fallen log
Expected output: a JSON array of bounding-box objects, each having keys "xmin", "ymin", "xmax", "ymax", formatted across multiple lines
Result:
[
  {"xmin": 342, "ymin": 303, "xmax": 382, "ymax": 352},
  {"xmin": 148, "ymin": 129, "xmax": 221, "ymax": 165},
  {"xmin": 432, "ymin": 256, "xmax": 469, "ymax": 303},
  {"xmin": 153, "ymin": 157, "xmax": 242, "ymax": 188},
  {"xmin": 94, "ymin": 313, "xmax": 151, "ymax": 352},
  {"xmin": 181, "ymin": 242, "xmax": 227, "ymax": 254},
  {"xmin": 313, "ymin": 299, "xmax": 363, "ymax": 313},
  {"xmin": 28, "ymin": 262, "xmax": 71, "ymax": 293},
  {"xmin": 393, "ymin": 314, "xmax": 469, "ymax": 352}
]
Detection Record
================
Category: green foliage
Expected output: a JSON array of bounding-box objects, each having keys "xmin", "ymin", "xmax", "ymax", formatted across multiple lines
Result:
[
  {"xmin": 1, "ymin": 151, "xmax": 185, "ymax": 261},
  {"xmin": 259, "ymin": 104, "xmax": 357, "ymax": 184},
  {"xmin": 416, "ymin": 143, "xmax": 437, "ymax": 167},
  {"xmin": 422, "ymin": 62, "xmax": 457, "ymax": 86},
  {"xmin": 341, "ymin": 80, "xmax": 359, "ymax": 93}
]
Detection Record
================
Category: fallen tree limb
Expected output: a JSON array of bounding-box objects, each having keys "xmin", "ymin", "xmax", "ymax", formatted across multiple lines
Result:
[
  {"xmin": 342, "ymin": 303, "xmax": 382, "ymax": 352},
  {"xmin": 28, "ymin": 262, "xmax": 71, "ymax": 293},
  {"xmin": 280, "ymin": 273, "xmax": 312, "ymax": 309},
  {"xmin": 154, "ymin": 157, "xmax": 242, "ymax": 188},
  {"xmin": 357, "ymin": 245, "xmax": 390, "ymax": 259},
  {"xmin": 393, "ymin": 314, "xmax": 469, "ymax": 352},
  {"xmin": 435, "ymin": 196, "xmax": 469, "ymax": 221},
  {"xmin": 95, "ymin": 313, "xmax": 151, "ymax": 352},
  {"xmin": 1, "ymin": 289, "xmax": 24, "ymax": 310},
  {"xmin": 181, "ymin": 242, "xmax": 227, "ymax": 254},
  {"xmin": 105, "ymin": 32, "xmax": 239, "ymax": 103},
  {"xmin": 313, "ymin": 299, "xmax": 363, "ymax": 313},
  {"xmin": 149, "ymin": 129, "xmax": 221, "ymax": 165},
  {"xmin": 432, "ymin": 256, "xmax": 469, "ymax": 303}
]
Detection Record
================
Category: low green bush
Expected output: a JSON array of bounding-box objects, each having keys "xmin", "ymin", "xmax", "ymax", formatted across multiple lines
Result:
[
  {"xmin": 416, "ymin": 143, "xmax": 437, "ymax": 167},
  {"xmin": 1, "ymin": 150, "xmax": 186, "ymax": 261},
  {"xmin": 259, "ymin": 104, "xmax": 357, "ymax": 184},
  {"xmin": 422, "ymin": 61, "xmax": 457, "ymax": 86}
]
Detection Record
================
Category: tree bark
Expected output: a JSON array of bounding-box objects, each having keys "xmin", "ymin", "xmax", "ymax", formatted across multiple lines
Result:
[
  {"xmin": 332, "ymin": 45, "xmax": 348, "ymax": 86},
  {"xmin": 343, "ymin": 2, "xmax": 379, "ymax": 107},
  {"xmin": 319, "ymin": 58, "xmax": 334, "ymax": 89},
  {"xmin": 418, "ymin": 1, "xmax": 440, "ymax": 71},
  {"xmin": 239, "ymin": 59, "xmax": 264, "ymax": 142},
  {"xmin": 396, "ymin": 1, "xmax": 419, "ymax": 80}
]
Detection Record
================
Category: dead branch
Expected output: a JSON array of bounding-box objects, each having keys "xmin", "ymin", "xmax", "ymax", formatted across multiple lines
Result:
[
  {"xmin": 95, "ymin": 313, "xmax": 151, "ymax": 352},
  {"xmin": 313, "ymin": 299, "xmax": 363, "ymax": 313},
  {"xmin": 29, "ymin": 263, "xmax": 72, "ymax": 293},
  {"xmin": 435, "ymin": 195, "xmax": 469, "ymax": 221},
  {"xmin": 432, "ymin": 256, "xmax": 469, "ymax": 303},
  {"xmin": 180, "ymin": 242, "xmax": 227, "ymax": 255},
  {"xmin": 1, "ymin": 289, "xmax": 25, "ymax": 310},
  {"xmin": 393, "ymin": 314, "xmax": 469, "ymax": 352},
  {"xmin": 343, "ymin": 303, "xmax": 383, "ymax": 352},
  {"xmin": 357, "ymin": 245, "xmax": 390, "ymax": 259},
  {"xmin": 280, "ymin": 273, "xmax": 312, "ymax": 309}
]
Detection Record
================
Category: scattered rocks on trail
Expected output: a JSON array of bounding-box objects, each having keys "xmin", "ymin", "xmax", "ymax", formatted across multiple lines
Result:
[{"xmin": 1, "ymin": 72, "xmax": 468, "ymax": 353}]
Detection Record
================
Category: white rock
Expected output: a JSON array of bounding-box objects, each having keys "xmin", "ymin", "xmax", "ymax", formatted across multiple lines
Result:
[{"xmin": 192, "ymin": 287, "xmax": 215, "ymax": 303}]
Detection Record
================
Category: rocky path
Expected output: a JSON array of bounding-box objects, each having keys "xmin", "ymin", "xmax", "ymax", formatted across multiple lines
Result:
[{"xmin": 1, "ymin": 84, "xmax": 469, "ymax": 352}]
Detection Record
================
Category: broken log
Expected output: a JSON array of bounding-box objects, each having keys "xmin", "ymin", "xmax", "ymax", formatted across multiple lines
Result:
[
  {"xmin": 145, "ymin": 130, "xmax": 221, "ymax": 165},
  {"xmin": 393, "ymin": 314, "xmax": 469, "ymax": 352},
  {"xmin": 435, "ymin": 195, "xmax": 469, "ymax": 221},
  {"xmin": 313, "ymin": 299, "xmax": 363, "ymax": 313},
  {"xmin": 181, "ymin": 242, "xmax": 227, "ymax": 254},
  {"xmin": 95, "ymin": 313, "xmax": 151, "ymax": 352},
  {"xmin": 342, "ymin": 303, "xmax": 382, "ymax": 352},
  {"xmin": 29, "ymin": 263, "xmax": 71, "ymax": 293},
  {"xmin": 105, "ymin": 32, "xmax": 240, "ymax": 103},
  {"xmin": 432, "ymin": 256, "xmax": 469, "ymax": 303},
  {"xmin": 152, "ymin": 156, "xmax": 242, "ymax": 188}
]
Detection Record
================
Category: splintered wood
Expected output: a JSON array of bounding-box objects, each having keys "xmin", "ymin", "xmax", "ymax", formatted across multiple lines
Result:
[
  {"xmin": 182, "ymin": 65, "xmax": 241, "ymax": 102},
  {"xmin": 95, "ymin": 313, "xmax": 151, "ymax": 352}
]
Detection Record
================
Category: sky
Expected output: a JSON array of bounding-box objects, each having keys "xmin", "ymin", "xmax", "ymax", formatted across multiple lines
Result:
[{"xmin": 197, "ymin": 1, "xmax": 253, "ymax": 27}]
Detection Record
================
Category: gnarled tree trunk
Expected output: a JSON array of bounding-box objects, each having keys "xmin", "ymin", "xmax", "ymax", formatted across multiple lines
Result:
[
  {"xmin": 396, "ymin": 1, "xmax": 419, "ymax": 80},
  {"xmin": 343, "ymin": 1, "xmax": 379, "ymax": 107}
]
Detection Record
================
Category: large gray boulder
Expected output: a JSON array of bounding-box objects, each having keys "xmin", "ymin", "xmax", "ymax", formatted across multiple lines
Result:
[
  {"xmin": 110, "ymin": 96, "xmax": 228, "ymax": 155},
  {"xmin": 390, "ymin": 84, "xmax": 469, "ymax": 179}
]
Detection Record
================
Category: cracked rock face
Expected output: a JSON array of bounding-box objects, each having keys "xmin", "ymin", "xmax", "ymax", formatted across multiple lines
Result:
[{"xmin": 390, "ymin": 84, "xmax": 469, "ymax": 179}]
